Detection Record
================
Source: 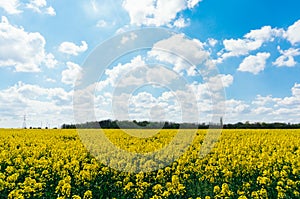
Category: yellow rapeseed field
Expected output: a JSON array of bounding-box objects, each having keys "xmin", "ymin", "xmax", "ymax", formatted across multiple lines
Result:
[{"xmin": 0, "ymin": 129, "xmax": 299, "ymax": 198}]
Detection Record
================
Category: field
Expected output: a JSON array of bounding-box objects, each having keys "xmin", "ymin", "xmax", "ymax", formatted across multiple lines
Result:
[{"xmin": 0, "ymin": 129, "xmax": 300, "ymax": 199}]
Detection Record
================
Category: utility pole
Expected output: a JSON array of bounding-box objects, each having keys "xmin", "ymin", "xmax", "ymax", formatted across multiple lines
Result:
[{"xmin": 22, "ymin": 114, "xmax": 27, "ymax": 129}]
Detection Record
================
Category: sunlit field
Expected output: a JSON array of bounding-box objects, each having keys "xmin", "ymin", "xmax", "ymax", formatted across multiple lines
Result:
[{"xmin": 0, "ymin": 129, "xmax": 300, "ymax": 198}]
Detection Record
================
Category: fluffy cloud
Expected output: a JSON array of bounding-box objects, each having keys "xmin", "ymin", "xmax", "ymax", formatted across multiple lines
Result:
[
  {"xmin": 273, "ymin": 46, "xmax": 300, "ymax": 67},
  {"xmin": 244, "ymin": 26, "xmax": 284, "ymax": 41},
  {"xmin": 0, "ymin": 0, "xmax": 56, "ymax": 15},
  {"xmin": 206, "ymin": 74, "xmax": 233, "ymax": 91},
  {"xmin": 218, "ymin": 20, "xmax": 300, "ymax": 64},
  {"xmin": 225, "ymin": 99, "xmax": 249, "ymax": 118},
  {"xmin": 58, "ymin": 41, "xmax": 88, "ymax": 56},
  {"xmin": 148, "ymin": 34, "xmax": 209, "ymax": 76},
  {"xmin": 0, "ymin": 0, "xmax": 21, "ymax": 14},
  {"xmin": 285, "ymin": 19, "xmax": 300, "ymax": 45},
  {"xmin": 0, "ymin": 82, "xmax": 73, "ymax": 128},
  {"xmin": 121, "ymin": 32, "xmax": 137, "ymax": 44},
  {"xmin": 61, "ymin": 62, "xmax": 83, "ymax": 86},
  {"xmin": 122, "ymin": 0, "xmax": 201, "ymax": 27},
  {"xmin": 207, "ymin": 38, "xmax": 218, "ymax": 47},
  {"xmin": 97, "ymin": 80, "xmax": 300, "ymax": 124},
  {"xmin": 96, "ymin": 20, "xmax": 108, "ymax": 28},
  {"xmin": 238, "ymin": 52, "xmax": 270, "ymax": 75},
  {"xmin": 173, "ymin": 17, "xmax": 189, "ymax": 28},
  {"xmin": 246, "ymin": 83, "xmax": 300, "ymax": 123},
  {"xmin": 222, "ymin": 38, "xmax": 262, "ymax": 59},
  {"xmin": 252, "ymin": 95, "xmax": 280, "ymax": 106},
  {"xmin": 98, "ymin": 55, "xmax": 145, "ymax": 90},
  {"xmin": 220, "ymin": 83, "xmax": 300, "ymax": 123},
  {"xmin": 220, "ymin": 26, "xmax": 284, "ymax": 61},
  {"xmin": 291, "ymin": 83, "xmax": 300, "ymax": 96},
  {"xmin": 26, "ymin": 0, "xmax": 56, "ymax": 16},
  {"xmin": 0, "ymin": 16, "xmax": 57, "ymax": 72}
]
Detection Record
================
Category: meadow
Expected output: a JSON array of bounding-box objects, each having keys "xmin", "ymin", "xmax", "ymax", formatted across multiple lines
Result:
[{"xmin": 0, "ymin": 129, "xmax": 299, "ymax": 198}]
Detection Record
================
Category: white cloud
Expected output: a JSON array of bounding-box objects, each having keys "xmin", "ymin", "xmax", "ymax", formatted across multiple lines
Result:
[
  {"xmin": 46, "ymin": 78, "xmax": 56, "ymax": 83},
  {"xmin": 61, "ymin": 62, "xmax": 83, "ymax": 86},
  {"xmin": 0, "ymin": 0, "xmax": 56, "ymax": 16},
  {"xmin": 26, "ymin": 0, "xmax": 56, "ymax": 16},
  {"xmin": 220, "ymin": 26, "xmax": 283, "ymax": 61},
  {"xmin": 148, "ymin": 34, "xmax": 209, "ymax": 75},
  {"xmin": 45, "ymin": 6, "xmax": 56, "ymax": 16},
  {"xmin": 0, "ymin": 16, "xmax": 56, "ymax": 72},
  {"xmin": 173, "ymin": 17, "xmax": 188, "ymax": 28},
  {"xmin": 106, "ymin": 55, "xmax": 144, "ymax": 86},
  {"xmin": 252, "ymin": 106, "xmax": 274, "ymax": 115},
  {"xmin": 0, "ymin": 82, "xmax": 73, "ymax": 128},
  {"xmin": 225, "ymin": 99, "xmax": 249, "ymax": 115},
  {"xmin": 244, "ymin": 26, "xmax": 284, "ymax": 41},
  {"xmin": 0, "ymin": 0, "xmax": 21, "ymax": 14},
  {"xmin": 238, "ymin": 52, "xmax": 270, "ymax": 75},
  {"xmin": 244, "ymin": 84, "xmax": 300, "ymax": 123},
  {"xmin": 273, "ymin": 46, "xmax": 300, "ymax": 67},
  {"xmin": 222, "ymin": 38, "xmax": 262, "ymax": 58},
  {"xmin": 44, "ymin": 53, "xmax": 58, "ymax": 68},
  {"xmin": 187, "ymin": 0, "xmax": 202, "ymax": 8},
  {"xmin": 122, "ymin": 0, "xmax": 201, "ymax": 27},
  {"xmin": 291, "ymin": 83, "xmax": 300, "ymax": 97},
  {"xmin": 116, "ymin": 65, "xmax": 179, "ymax": 89},
  {"xmin": 96, "ymin": 20, "xmax": 108, "ymax": 28},
  {"xmin": 221, "ymin": 83, "xmax": 300, "ymax": 123},
  {"xmin": 285, "ymin": 19, "xmax": 300, "ymax": 45},
  {"xmin": 207, "ymin": 38, "xmax": 218, "ymax": 47},
  {"xmin": 252, "ymin": 95, "xmax": 280, "ymax": 106},
  {"xmin": 220, "ymin": 74, "xmax": 234, "ymax": 87},
  {"xmin": 207, "ymin": 74, "xmax": 233, "ymax": 91},
  {"xmin": 58, "ymin": 41, "xmax": 88, "ymax": 56},
  {"xmin": 121, "ymin": 32, "xmax": 137, "ymax": 44}
]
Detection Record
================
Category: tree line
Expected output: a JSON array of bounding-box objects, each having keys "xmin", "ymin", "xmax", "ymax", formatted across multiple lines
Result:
[{"xmin": 61, "ymin": 120, "xmax": 300, "ymax": 129}]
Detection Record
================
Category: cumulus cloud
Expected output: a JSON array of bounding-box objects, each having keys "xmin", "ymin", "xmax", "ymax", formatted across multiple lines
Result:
[
  {"xmin": 121, "ymin": 32, "xmax": 137, "ymax": 44},
  {"xmin": 103, "ymin": 56, "xmax": 145, "ymax": 88},
  {"xmin": 148, "ymin": 34, "xmax": 209, "ymax": 76},
  {"xmin": 26, "ymin": 0, "xmax": 56, "ymax": 16},
  {"xmin": 44, "ymin": 53, "xmax": 58, "ymax": 68},
  {"xmin": 225, "ymin": 99, "xmax": 249, "ymax": 117},
  {"xmin": 0, "ymin": 82, "xmax": 73, "ymax": 128},
  {"xmin": 245, "ymin": 83, "xmax": 300, "ymax": 123},
  {"xmin": 122, "ymin": 0, "xmax": 202, "ymax": 27},
  {"xmin": 244, "ymin": 25, "xmax": 284, "ymax": 41},
  {"xmin": 238, "ymin": 52, "xmax": 270, "ymax": 75},
  {"xmin": 173, "ymin": 17, "xmax": 189, "ymax": 28},
  {"xmin": 46, "ymin": 78, "xmax": 56, "ymax": 83},
  {"xmin": 222, "ymin": 38, "xmax": 262, "ymax": 59},
  {"xmin": 220, "ymin": 83, "xmax": 300, "ymax": 123},
  {"xmin": 291, "ymin": 83, "xmax": 300, "ymax": 96},
  {"xmin": 0, "ymin": 0, "xmax": 56, "ymax": 15},
  {"xmin": 113, "ymin": 64, "xmax": 180, "ymax": 90},
  {"xmin": 58, "ymin": 41, "xmax": 88, "ymax": 56},
  {"xmin": 206, "ymin": 74, "xmax": 233, "ymax": 91},
  {"xmin": 61, "ymin": 62, "xmax": 83, "ymax": 86},
  {"xmin": 219, "ymin": 26, "xmax": 284, "ymax": 62},
  {"xmin": 0, "ymin": 16, "xmax": 57, "ymax": 72},
  {"xmin": 96, "ymin": 19, "xmax": 108, "ymax": 28},
  {"xmin": 285, "ymin": 19, "xmax": 300, "ymax": 45},
  {"xmin": 252, "ymin": 95, "xmax": 280, "ymax": 106},
  {"xmin": 217, "ymin": 20, "xmax": 300, "ymax": 64},
  {"xmin": 0, "ymin": 0, "xmax": 21, "ymax": 14},
  {"xmin": 273, "ymin": 46, "xmax": 300, "ymax": 67},
  {"xmin": 207, "ymin": 38, "xmax": 218, "ymax": 47}
]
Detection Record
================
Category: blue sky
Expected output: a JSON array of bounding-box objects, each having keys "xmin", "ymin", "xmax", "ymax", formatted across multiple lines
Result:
[{"xmin": 0, "ymin": 0, "xmax": 300, "ymax": 128}]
